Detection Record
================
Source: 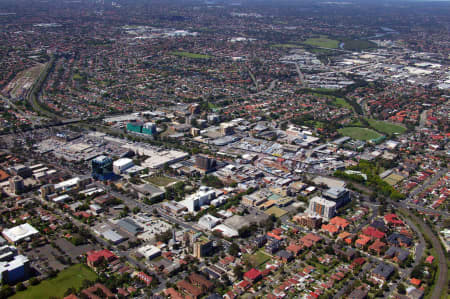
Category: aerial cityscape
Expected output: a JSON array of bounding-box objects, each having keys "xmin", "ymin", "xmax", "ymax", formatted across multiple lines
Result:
[{"xmin": 0, "ymin": 0, "xmax": 448, "ymax": 298}]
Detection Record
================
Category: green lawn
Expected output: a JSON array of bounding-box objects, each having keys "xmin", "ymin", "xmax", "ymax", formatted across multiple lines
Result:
[
  {"xmin": 303, "ymin": 36, "xmax": 340, "ymax": 49},
  {"xmin": 244, "ymin": 250, "xmax": 272, "ymax": 269},
  {"xmin": 170, "ymin": 51, "xmax": 211, "ymax": 59},
  {"xmin": 332, "ymin": 97, "xmax": 352, "ymax": 109},
  {"xmin": 338, "ymin": 127, "xmax": 382, "ymax": 141},
  {"xmin": 342, "ymin": 39, "xmax": 377, "ymax": 51},
  {"xmin": 146, "ymin": 175, "xmax": 179, "ymax": 187},
  {"xmin": 367, "ymin": 119, "xmax": 406, "ymax": 135},
  {"xmin": 12, "ymin": 264, "xmax": 97, "ymax": 299}
]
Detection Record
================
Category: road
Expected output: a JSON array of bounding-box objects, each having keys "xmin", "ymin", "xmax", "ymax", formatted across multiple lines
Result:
[{"xmin": 391, "ymin": 201, "xmax": 448, "ymax": 299}]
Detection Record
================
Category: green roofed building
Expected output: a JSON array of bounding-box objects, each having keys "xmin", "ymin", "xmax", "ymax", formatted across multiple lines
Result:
[
  {"xmin": 127, "ymin": 122, "xmax": 143, "ymax": 133},
  {"xmin": 127, "ymin": 122, "xmax": 156, "ymax": 135}
]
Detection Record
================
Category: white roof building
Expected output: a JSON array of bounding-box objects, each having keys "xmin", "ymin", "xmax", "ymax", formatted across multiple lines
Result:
[
  {"xmin": 213, "ymin": 224, "xmax": 239, "ymax": 238},
  {"xmin": 2, "ymin": 224, "xmax": 39, "ymax": 243},
  {"xmin": 113, "ymin": 158, "xmax": 134, "ymax": 174},
  {"xmin": 198, "ymin": 214, "xmax": 221, "ymax": 230},
  {"xmin": 52, "ymin": 194, "xmax": 71, "ymax": 204},
  {"xmin": 137, "ymin": 244, "xmax": 161, "ymax": 260}
]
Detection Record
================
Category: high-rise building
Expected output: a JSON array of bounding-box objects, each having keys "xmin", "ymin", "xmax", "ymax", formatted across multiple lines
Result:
[
  {"xmin": 9, "ymin": 176, "xmax": 24, "ymax": 195},
  {"xmin": 323, "ymin": 187, "xmax": 350, "ymax": 209},
  {"xmin": 307, "ymin": 196, "xmax": 336, "ymax": 220},
  {"xmin": 91, "ymin": 155, "xmax": 113, "ymax": 180},
  {"xmin": 193, "ymin": 237, "xmax": 213, "ymax": 259},
  {"xmin": 195, "ymin": 155, "xmax": 216, "ymax": 172},
  {"xmin": 220, "ymin": 122, "xmax": 234, "ymax": 136},
  {"xmin": 142, "ymin": 122, "xmax": 157, "ymax": 135},
  {"xmin": 126, "ymin": 122, "xmax": 143, "ymax": 134}
]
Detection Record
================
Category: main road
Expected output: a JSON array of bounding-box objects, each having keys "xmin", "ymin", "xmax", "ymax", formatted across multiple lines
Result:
[{"xmin": 391, "ymin": 201, "xmax": 448, "ymax": 299}]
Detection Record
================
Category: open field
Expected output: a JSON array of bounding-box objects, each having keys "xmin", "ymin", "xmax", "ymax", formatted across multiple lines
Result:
[
  {"xmin": 338, "ymin": 127, "xmax": 382, "ymax": 141},
  {"xmin": 333, "ymin": 97, "xmax": 352, "ymax": 109},
  {"xmin": 342, "ymin": 39, "xmax": 377, "ymax": 51},
  {"xmin": 245, "ymin": 250, "xmax": 272, "ymax": 269},
  {"xmin": 12, "ymin": 264, "xmax": 97, "ymax": 299},
  {"xmin": 367, "ymin": 119, "xmax": 406, "ymax": 135},
  {"xmin": 170, "ymin": 51, "xmax": 211, "ymax": 59},
  {"xmin": 264, "ymin": 206, "xmax": 288, "ymax": 218},
  {"xmin": 303, "ymin": 36, "xmax": 339, "ymax": 49},
  {"xmin": 2, "ymin": 63, "xmax": 46, "ymax": 99},
  {"xmin": 146, "ymin": 175, "xmax": 179, "ymax": 187},
  {"xmin": 384, "ymin": 173, "xmax": 405, "ymax": 186}
]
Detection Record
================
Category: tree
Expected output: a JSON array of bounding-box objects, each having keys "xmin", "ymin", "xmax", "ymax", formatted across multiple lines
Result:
[
  {"xmin": 397, "ymin": 283, "xmax": 406, "ymax": 294},
  {"xmin": 228, "ymin": 243, "xmax": 240, "ymax": 257},
  {"xmin": 16, "ymin": 283, "xmax": 26, "ymax": 292},
  {"xmin": 233, "ymin": 265, "xmax": 244, "ymax": 280},
  {"xmin": 29, "ymin": 277, "xmax": 40, "ymax": 286}
]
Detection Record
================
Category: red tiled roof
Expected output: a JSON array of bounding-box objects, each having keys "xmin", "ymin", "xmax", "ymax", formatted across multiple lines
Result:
[
  {"xmin": 244, "ymin": 268, "xmax": 262, "ymax": 281},
  {"xmin": 87, "ymin": 249, "xmax": 117, "ymax": 263},
  {"xmin": 362, "ymin": 226, "xmax": 385, "ymax": 239},
  {"xmin": 425, "ymin": 255, "xmax": 434, "ymax": 263},
  {"xmin": 137, "ymin": 272, "xmax": 153, "ymax": 286}
]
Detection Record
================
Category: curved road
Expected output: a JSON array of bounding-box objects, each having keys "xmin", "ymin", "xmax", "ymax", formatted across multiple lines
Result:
[{"xmin": 392, "ymin": 202, "xmax": 448, "ymax": 299}]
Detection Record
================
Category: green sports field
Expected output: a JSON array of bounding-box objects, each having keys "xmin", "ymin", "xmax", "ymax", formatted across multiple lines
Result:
[
  {"xmin": 12, "ymin": 264, "xmax": 97, "ymax": 299},
  {"xmin": 367, "ymin": 119, "xmax": 406, "ymax": 135},
  {"xmin": 303, "ymin": 36, "xmax": 340, "ymax": 49},
  {"xmin": 170, "ymin": 51, "xmax": 211, "ymax": 59},
  {"xmin": 338, "ymin": 127, "xmax": 382, "ymax": 141}
]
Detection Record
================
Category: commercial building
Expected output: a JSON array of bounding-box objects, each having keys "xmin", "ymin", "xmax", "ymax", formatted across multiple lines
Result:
[
  {"xmin": 102, "ymin": 230, "xmax": 126, "ymax": 245},
  {"xmin": 186, "ymin": 232, "xmax": 213, "ymax": 259},
  {"xmin": 127, "ymin": 122, "xmax": 144, "ymax": 134},
  {"xmin": 198, "ymin": 214, "xmax": 221, "ymax": 230},
  {"xmin": 307, "ymin": 196, "xmax": 336, "ymax": 220},
  {"xmin": 122, "ymin": 143, "xmax": 188, "ymax": 169},
  {"xmin": 117, "ymin": 218, "xmax": 144, "ymax": 236},
  {"xmin": 113, "ymin": 158, "xmax": 134, "ymax": 175},
  {"xmin": 126, "ymin": 122, "xmax": 157, "ymax": 135},
  {"xmin": 181, "ymin": 186, "xmax": 218, "ymax": 212},
  {"xmin": 142, "ymin": 122, "xmax": 157, "ymax": 135},
  {"xmin": 195, "ymin": 155, "xmax": 216, "ymax": 173},
  {"xmin": 8, "ymin": 165, "xmax": 32, "ymax": 178},
  {"xmin": 2, "ymin": 223, "xmax": 39, "ymax": 244},
  {"xmin": 137, "ymin": 244, "xmax": 161, "ymax": 260},
  {"xmin": 9, "ymin": 176, "xmax": 24, "ymax": 195},
  {"xmin": 323, "ymin": 187, "xmax": 350, "ymax": 209},
  {"xmin": 0, "ymin": 254, "xmax": 30, "ymax": 284},
  {"xmin": 54, "ymin": 176, "xmax": 91, "ymax": 193},
  {"xmin": 220, "ymin": 122, "xmax": 235, "ymax": 136},
  {"xmin": 91, "ymin": 155, "xmax": 114, "ymax": 180}
]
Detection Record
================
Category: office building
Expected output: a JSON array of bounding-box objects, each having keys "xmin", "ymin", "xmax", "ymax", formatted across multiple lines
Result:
[
  {"xmin": 9, "ymin": 176, "xmax": 24, "ymax": 195},
  {"xmin": 113, "ymin": 158, "xmax": 134, "ymax": 175},
  {"xmin": 126, "ymin": 122, "xmax": 143, "ymax": 134},
  {"xmin": 137, "ymin": 244, "xmax": 161, "ymax": 260},
  {"xmin": 323, "ymin": 187, "xmax": 350, "ymax": 209},
  {"xmin": 2, "ymin": 224, "xmax": 39, "ymax": 245},
  {"xmin": 91, "ymin": 155, "xmax": 114, "ymax": 180},
  {"xmin": 127, "ymin": 122, "xmax": 156, "ymax": 135},
  {"xmin": 0, "ymin": 254, "xmax": 30, "ymax": 284},
  {"xmin": 195, "ymin": 155, "xmax": 216, "ymax": 173},
  {"xmin": 142, "ymin": 122, "xmax": 157, "ymax": 135},
  {"xmin": 193, "ymin": 237, "xmax": 214, "ymax": 259}
]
